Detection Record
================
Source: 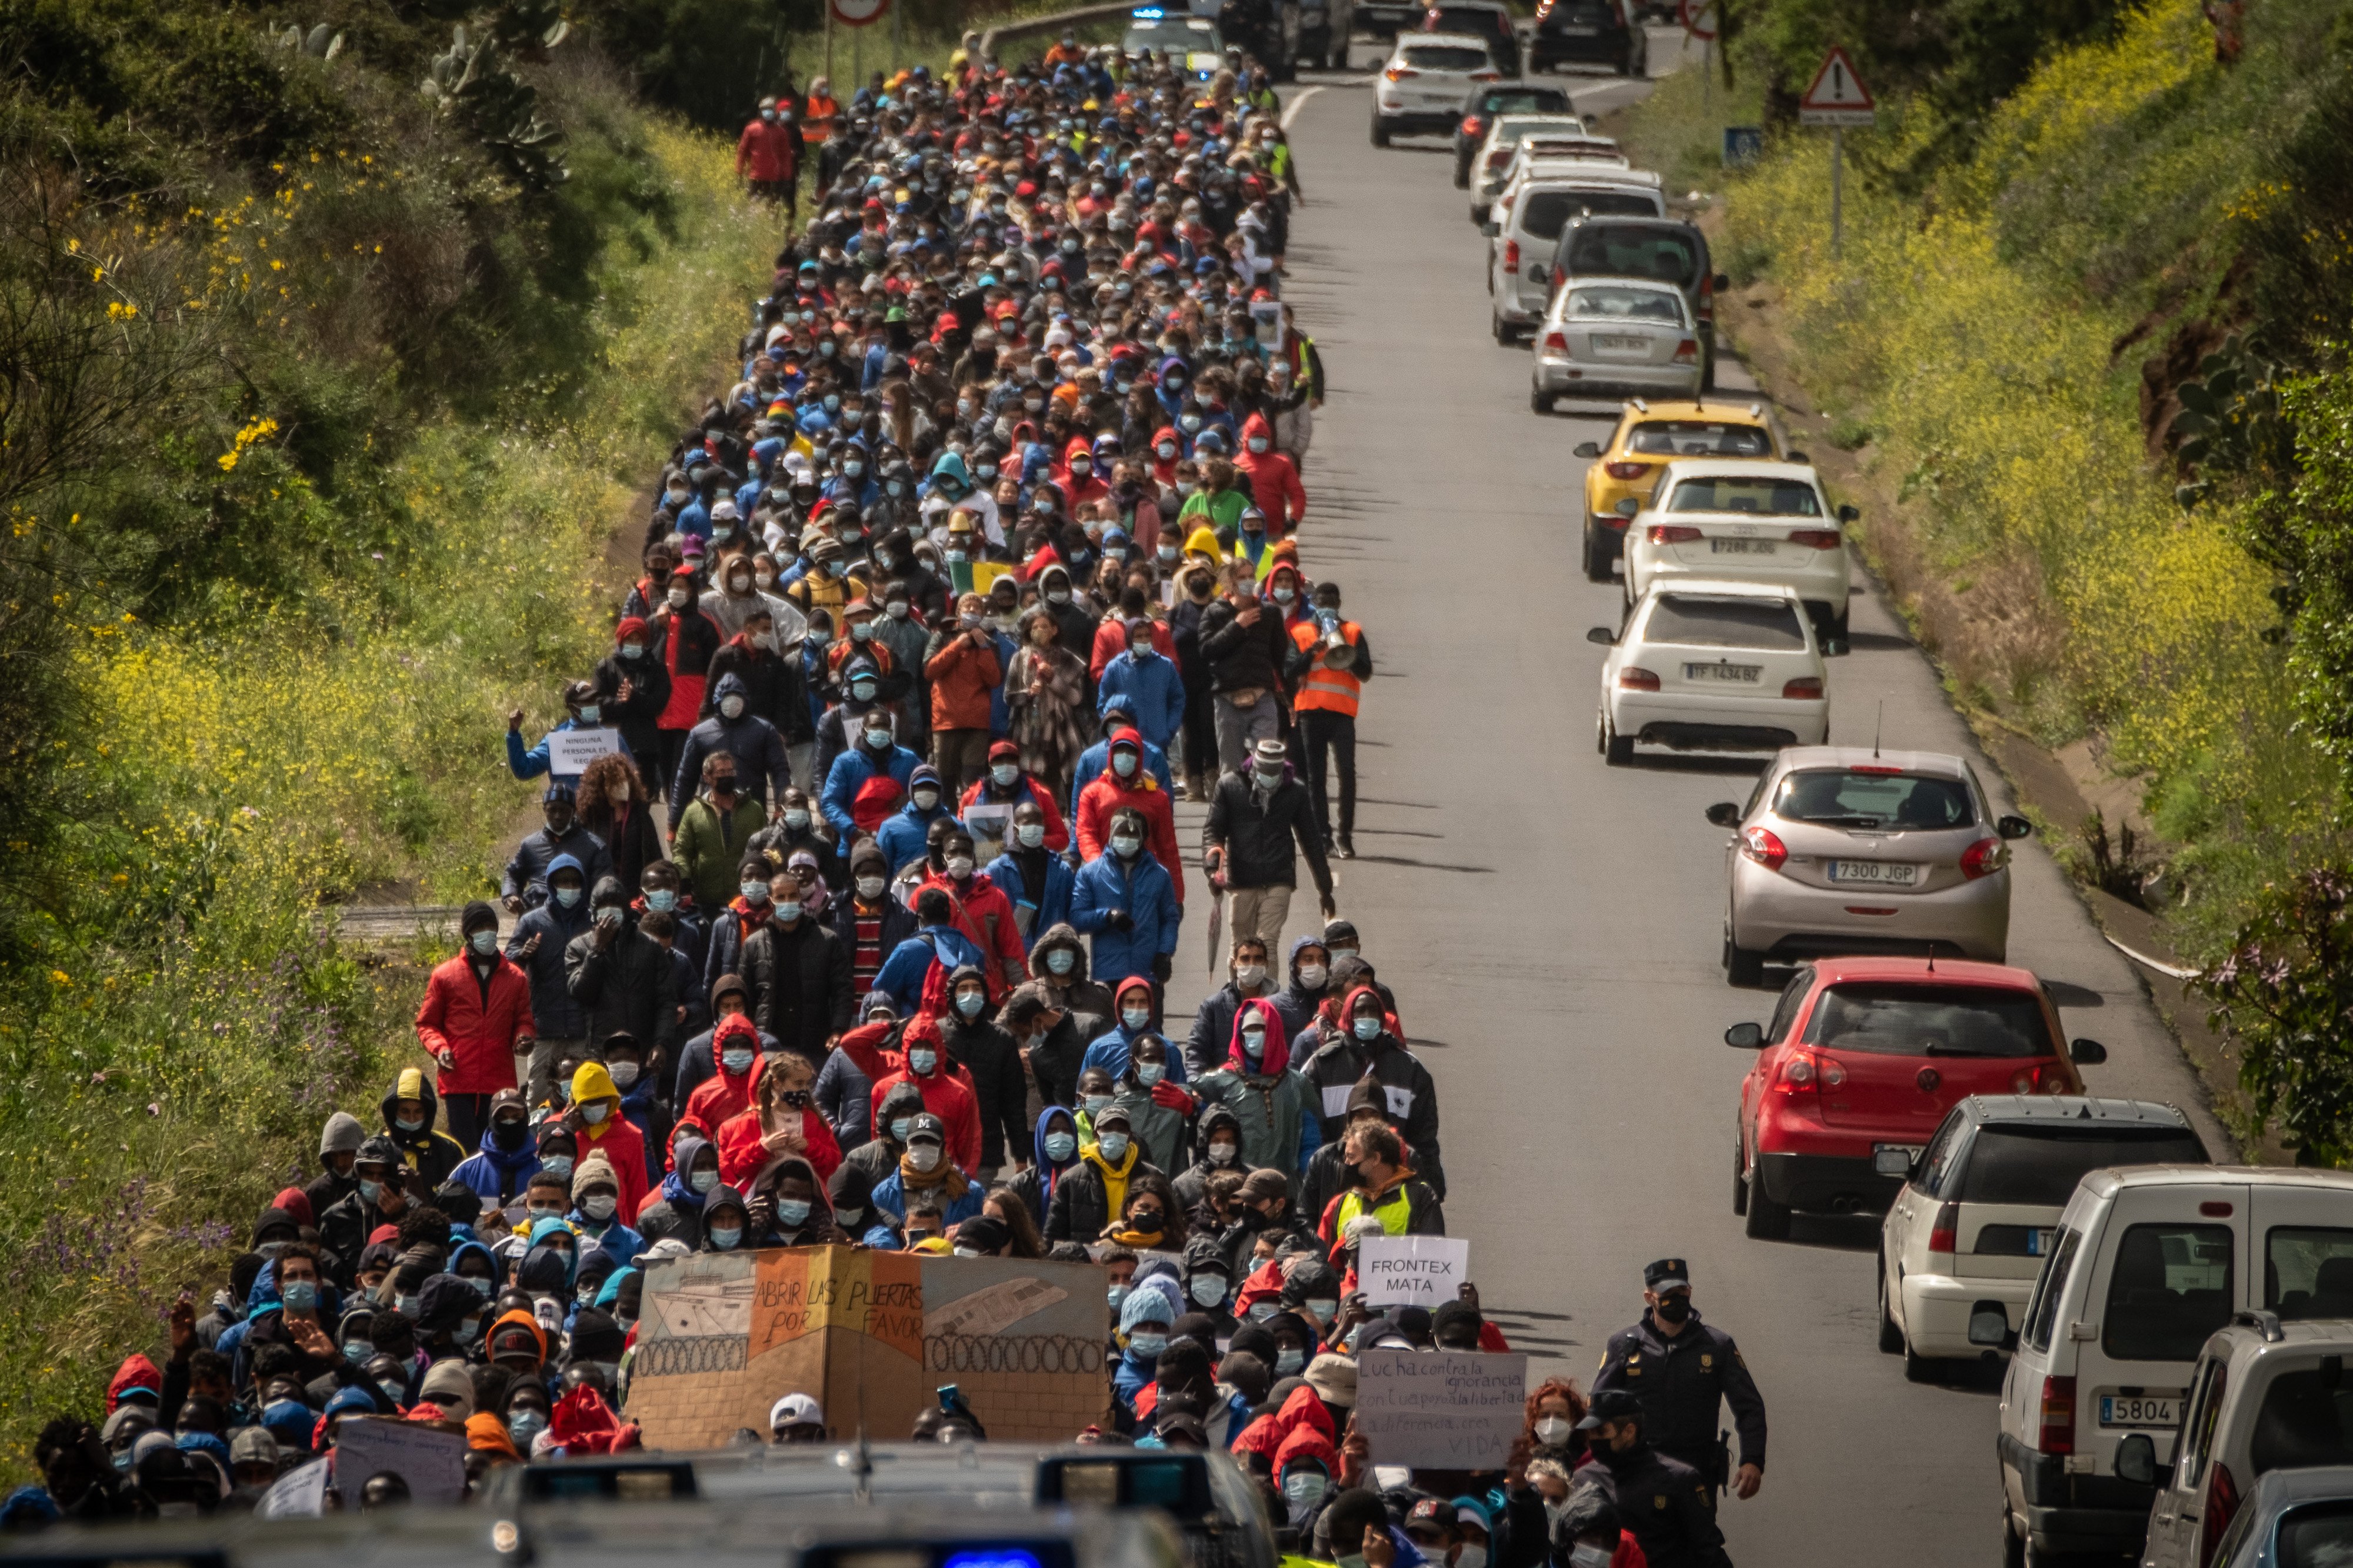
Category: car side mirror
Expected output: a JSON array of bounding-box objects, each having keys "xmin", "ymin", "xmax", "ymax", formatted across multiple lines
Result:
[
  {"xmin": 1713, "ymin": 272, "xmax": 1731, "ymax": 291},
  {"xmin": 1615, "ymin": 497, "xmax": 1640, "ymax": 517},
  {"xmin": 1998, "ymin": 814, "xmax": 2034, "ymax": 840},
  {"xmin": 1837, "ymin": 503, "xmax": 1860, "ymax": 523},
  {"xmin": 1480, "ymin": 221, "xmax": 1501, "ymax": 238},
  {"xmin": 1586, "ymin": 626, "xmax": 1616, "ymax": 645},
  {"xmin": 1969, "ymin": 1300, "xmax": 2019, "ymax": 1353},
  {"xmin": 2069, "ymin": 1038, "xmax": 2108, "ymax": 1066},
  {"xmin": 1784, "ymin": 449, "xmax": 1809, "ymax": 463},
  {"xmin": 1704, "ymin": 801, "xmax": 1741, "ymax": 828},
  {"xmin": 1573, "ymin": 441, "xmax": 1601, "ymax": 459},
  {"xmin": 1724, "ymin": 1022, "xmax": 1764, "ymax": 1049},
  {"xmin": 2114, "ymin": 1432, "xmax": 2157, "ymax": 1486}
]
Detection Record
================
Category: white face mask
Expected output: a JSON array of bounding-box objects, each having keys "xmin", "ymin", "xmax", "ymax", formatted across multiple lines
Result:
[
  {"xmin": 1016, "ymin": 823, "xmax": 1045, "ymax": 849},
  {"xmin": 907, "ymin": 1143, "xmax": 942, "ymax": 1172},
  {"xmin": 581, "ymin": 1193, "xmax": 616, "ymax": 1221},
  {"xmin": 1234, "ymin": 963, "xmax": 1266, "ymax": 989},
  {"xmin": 1298, "ymin": 963, "xmax": 1327, "ymax": 989},
  {"xmin": 856, "ymin": 876, "xmax": 886, "ymax": 899},
  {"xmin": 1535, "ymin": 1416, "xmax": 1574, "ymax": 1446},
  {"xmin": 1455, "ymin": 1548, "xmax": 1489, "ymax": 1568},
  {"xmin": 945, "ymin": 855, "xmax": 975, "ymax": 878}
]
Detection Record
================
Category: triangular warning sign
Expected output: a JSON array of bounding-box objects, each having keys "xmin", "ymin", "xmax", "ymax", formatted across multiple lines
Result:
[{"xmin": 1799, "ymin": 46, "xmax": 1875, "ymax": 112}]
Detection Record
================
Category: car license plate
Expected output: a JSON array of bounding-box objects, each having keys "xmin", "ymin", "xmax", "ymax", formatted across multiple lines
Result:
[
  {"xmin": 1828, "ymin": 860, "xmax": 1918, "ymax": 885},
  {"xmin": 1684, "ymin": 662, "xmax": 1760, "ymax": 682},
  {"xmin": 2027, "ymin": 1227, "xmax": 2055, "ymax": 1257},
  {"xmin": 1559, "ymin": 23, "xmax": 1599, "ymax": 32},
  {"xmin": 1592, "ymin": 333, "xmax": 1648, "ymax": 352},
  {"xmin": 1709, "ymin": 537, "xmax": 1777, "ymax": 555},
  {"xmin": 2101, "ymin": 1394, "xmax": 2179, "ymax": 1429}
]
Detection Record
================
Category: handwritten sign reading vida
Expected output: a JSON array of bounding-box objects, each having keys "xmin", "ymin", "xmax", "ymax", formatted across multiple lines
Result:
[
  {"xmin": 1358, "ymin": 1234, "xmax": 1469, "ymax": 1307},
  {"xmin": 1354, "ymin": 1348, "xmax": 1528, "ymax": 1471}
]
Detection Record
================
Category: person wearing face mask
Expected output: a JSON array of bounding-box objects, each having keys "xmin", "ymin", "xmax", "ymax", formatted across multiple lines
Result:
[
  {"xmin": 822, "ymin": 845, "xmax": 915, "ymax": 1003},
  {"xmin": 919, "ymin": 590, "xmax": 1005, "ymax": 795},
  {"xmin": 735, "ymin": 864, "xmax": 855, "ymax": 1075},
  {"xmin": 635, "ymin": 1135, "xmax": 722, "ymax": 1248},
  {"xmin": 1044, "ymin": 1103, "xmax": 1166, "ymax": 1242},
  {"xmin": 1298, "ymin": 984, "xmax": 1444, "ymax": 1200},
  {"xmin": 1032, "ymin": 561, "xmax": 1100, "ymax": 656},
  {"xmin": 562, "ymin": 1153, "xmax": 648, "ymax": 1279},
  {"xmin": 316, "ymin": 1137, "xmax": 410, "ymax": 1287},
  {"xmin": 648, "ymin": 557, "xmax": 727, "ymax": 803},
  {"xmin": 564, "ymin": 878, "xmax": 680, "ymax": 1090},
  {"xmin": 671, "ymin": 754, "xmax": 768, "ymax": 915},
  {"xmin": 1107, "ymin": 1033, "xmax": 1192, "ymax": 1174},
  {"xmin": 917, "ymin": 829, "xmax": 1028, "ymax": 997},
  {"xmin": 701, "ymin": 606, "xmax": 817, "ymax": 775},
  {"xmin": 1234, "ymin": 410, "xmax": 1306, "ymax": 538},
  {"xmin": 748, "ymin": 785, "xmax": 845, "ymax": 888},
  {"xmin": 1007, "ymin": 1103, "xmax": 1084, "ymax": 1227},
  {"xmin": 869, "ymin": 1113, "xmax": 984, "ymax": 1232},
  {"xmin": 872, "ymin": 763, "xmax": 962, "ymax": 882},
  {"xmin": 982, "ymin": 800, "xmax": 1077, "ymax": 957},
  {"xmin": 1095, "ymin": 608, "xmax": 1187, "ymax": 753},
  {"xmin": 564, "ymin": 1062, "xmax": 651, "ymax": 1221},
  {"xmin": 1111, "ymin": 1283, "xmax": 1176, "ymax": 1426},
  {"xmin": 596, "ymin": 615, "xmax": 674, "ymax": 780},
  {"xmin": 450, "ymin": 1089, "xmax": 543, "ymax": 1209},
  {"xmin": 819, "ymin": 692, "xmax": 924, "ymax": 839},
  {"xmin": 1072, "ymin": 783, "xmax": 1183, "ymax": 1001},
  {"xmin": 842, "ymin": 1076, "xmax": 928, "ymax": 1192},
  {"xmin": 1189, "ymin": 996, "xmax": 1321, "ymax": 1199},
  {"xmin": 375, "ymin": 1067, "xmax": 469, "ymax": 1190},
  {"xmin": 935, "ymin": 965, "xmax": 1029, "ymax": 1178},
  {"xmin": 683, "ymin": 1013, "xmax": 766, "ymax": 1133},
  {"xmin": 502, "ymin": 785, "xmax": 615, "ymax": 917},
  {"xmin": 962, "ymin": 739, "xmax": 1072, "ymax": 856},
  {"xmin": 868, "ymin": 1014, "xmax": 983, "ymax": 1175},
  {"xmin": 1564, "ymin": 1391, "xmax": 1731, "ymax": 1568},
  {"xmin": 415, "ymin": 903, "xmax": 537, "ymax": 1151},
  {"xmin": 1591, "ymin": 1260, "xmax": 1765, "ymax": 1508},
  {"xmin": 670, "ymin": 671, "xmax": 792, "ymax": 821},
  {"xmin": 695, "ymin": 1182, "xmax": 755, "ymax": 1255},
  {"xmin": 505, "ymin": 678, "xmax": 638, "ymax": 792},
  {"xmin": 1204, "ymin": 735, "xmax": 1336, "ymax": 955}
]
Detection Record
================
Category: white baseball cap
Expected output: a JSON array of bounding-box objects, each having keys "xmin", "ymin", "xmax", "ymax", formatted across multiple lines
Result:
[{"xmin": 770, "ymin": 1393, "xmax": 824, "ymax": 1430}]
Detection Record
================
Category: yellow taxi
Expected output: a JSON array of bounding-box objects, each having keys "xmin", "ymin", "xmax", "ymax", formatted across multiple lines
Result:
[{"xmin": 1572, "ymin": 399, "xmax": 1797, "ymax": 582}]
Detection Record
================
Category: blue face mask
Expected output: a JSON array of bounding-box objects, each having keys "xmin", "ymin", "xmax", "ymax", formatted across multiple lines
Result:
[
  {"xmin": 555, "ymin": 886, "xmax": 583, "ymax": 908},
  {"xmin": 777, "ymin": 1200, "xmax": 813, "ymax": 1226},
  {"xmin": 645, "ymin": 889, "xmax": 677, "ymax": 912},
  {"xmin": 1108, "ymin": 1283, "xmax": 1130, "ymax": 1310},
  {"xmin": 1353, "ymin": 1016, "xmax": 1382, "ymax": 1042},
  {"xmin": 890, "ymin": 1117, "xmax": 914, "ymax": 1142},
  {"xmin": 1043, "ymin": 1131, "xmax": 1076, "ymax": 1162},
  {"xmin": 710, "ymin": 1225, "xmax": 744, "ymax": 1250},
  {"xmin": 506, "ymin": 1409, "xmax": 546, "ymax": 1446},
  {"xmin": 1127, "ymin": 1331, "xmax": 1167, "ymax": 1358},
  {"xmin": 280, "ymin": 1280, "xmax": 319, "ymax": 1313}
]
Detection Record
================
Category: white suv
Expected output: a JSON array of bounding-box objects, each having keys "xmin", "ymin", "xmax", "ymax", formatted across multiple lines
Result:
[
  {"xmin": 1371, "ymin": 34, "xmax": 1499, "ymax": 145},
  {"xmin": 1590, "ymin": 580, "xmax": 1827, "ymax": 765},
  {"xmin": 1620, "ymin": 459, "xmax": 1858, "ymax": 644},
  {"xmin": 1879, "ymin": 1096, "xmax": 2209, "ymax": 1379}
]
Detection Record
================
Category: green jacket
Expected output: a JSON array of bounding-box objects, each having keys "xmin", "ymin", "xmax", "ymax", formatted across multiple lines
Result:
[
  {"xmin": 1179, "ymin": 487, "xmax": 1249, "ymax": 536},
  {"xmin": 1191, "ymin": 1066, "xmax": 1318, "ymax": 1192},
  {"xmin": 671, "ymin": 795, "xmax": 769, "ymax": 909}
]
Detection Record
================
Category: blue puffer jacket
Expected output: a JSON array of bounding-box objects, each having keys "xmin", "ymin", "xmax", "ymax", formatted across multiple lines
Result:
[
  {"xmin": 1095, "ymin": 650, "xmax": 1186, "ymax": 752},
  {"xmin": 821, "ymin": 740, "xmax": 924, "ymax": 839},
  {"xmin": 450, "ymin": 1127, "xmax": 541, "ymax": 1207},
  {"xmin": 1069, "ymin": 849, "xmax": 1180, "ymax": 988}
]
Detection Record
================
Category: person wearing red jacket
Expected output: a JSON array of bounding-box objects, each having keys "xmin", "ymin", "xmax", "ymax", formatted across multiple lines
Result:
[
  {"xmin": 734, "ymin": 98, "xmax": 801, "ymax": 210},
  {"xmin": 959, "ymin": 739, "xmax": 1072, "ymax": 852},
  {"xmin": 918, "ymin": 827, "xmax": 1028, "ymax": 1000},
  {"xmin": 714, "ymin": 1050, "xmax": 842, "ymax": 1193},
  {"xmin": 1075, "ymin": 729, "xmax": 1186, "ymax": 905},
  {"xmin": 683, "ymin": 1013, "xmax": 764, "ymax": 1133},
  {"xmin": 1088, "ymin": 586, "xmax": 1176, "ymax": 684},
  {"xmin": 1055, "ymin": 435, "xmax": 1111, "ymax": 513},
  {"xmin": 1237, "ymin": 412, "xmax": 1307, "ymax": 538},
  {"xmin": 869, "ymin": 1015, "xmax": 983, "ymax": 1175},
  {"xmin": 416, "ymin": 901, "xmax": 537, "ymax": 1150},
  {"xmin": 923, "ymin": 592, "xmax": 1004, "ymax": 794}
]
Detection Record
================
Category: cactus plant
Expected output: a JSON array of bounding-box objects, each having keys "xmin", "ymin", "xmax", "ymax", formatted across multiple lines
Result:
[
  {"xmin": 264, "ymin": 19, "xmax": 345, "ymax": 59},
  {"xmin": 2171, "ymin": 332, "xmax": 2289, "ymax": 509},
  {"xmin": 419, "ymin": 24, "xmax": 568, "ymax": 194}
]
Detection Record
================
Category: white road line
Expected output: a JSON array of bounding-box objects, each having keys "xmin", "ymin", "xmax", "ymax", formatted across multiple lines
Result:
[{"xmin": 1281, "ymin": 85, "xmax": 1324, "ymax": 128}]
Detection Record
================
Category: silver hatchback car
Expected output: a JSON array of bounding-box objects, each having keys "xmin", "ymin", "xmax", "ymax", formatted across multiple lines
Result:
[{"xmin": 1703, "ymin": 746, "xmax": 2034, "ymax": 985}]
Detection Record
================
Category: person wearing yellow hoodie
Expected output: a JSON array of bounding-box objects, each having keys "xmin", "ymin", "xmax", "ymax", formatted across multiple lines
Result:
[
  {"xmin": 565, "ymin": 1062, "xmax": 649, "ymax": 1222},
  {"xmin": 1042, "ymin": 1103, "xmax": 1166, "ymax": 1243}
]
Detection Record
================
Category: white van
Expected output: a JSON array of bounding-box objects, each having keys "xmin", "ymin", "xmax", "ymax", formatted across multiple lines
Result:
[{"xmin": 1996, "ymin": 1166, "xmax": 2353, "ymax": 1564}]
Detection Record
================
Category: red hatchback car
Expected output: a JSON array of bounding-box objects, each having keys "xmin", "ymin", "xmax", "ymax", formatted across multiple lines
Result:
[{"xmin": 1728, "ymin": 957, "xmax": 2107, "ymax": 1240}]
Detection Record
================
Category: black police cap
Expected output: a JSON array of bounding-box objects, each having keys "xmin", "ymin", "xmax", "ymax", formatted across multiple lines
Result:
[
  {"xmin": 1644, "ymin": 1257, "xmax": 1691, "ymax": 1292},
  {"xmin": 1576, "ymin": 1387, "xmax": 1644, "ymax": 1432}
]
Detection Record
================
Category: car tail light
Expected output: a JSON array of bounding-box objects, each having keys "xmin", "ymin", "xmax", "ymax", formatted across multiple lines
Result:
[
  {"xmin": 1384, "ymin": 65, "xmax": 1421, "ymax": 80},
  {"xmin": 1542, "ymin": 330, "xmax": 1568, "ymax": 352},
  {"xmin": 1648, "ymin": 523, "xmax": 1701, "ymax": 544},
  {"xmin": 2201, "ymin": 1462, "xmax": 2239, "ymax": 1565},
  {"xmin": 1787, "ymin": 529, "xmax": 1842, "ymax": 549},
  {"xmin": 1782, "ymin": 676, "xmax": 1824, "ymax": 699},
  {"xmin": 1604, "ymin": 460, "xmax": 1649, "ymax": 479},
  {"xmin": 1462, "ymin": 115, "xmax": 1485, "ymax": 136},
  {"xmin": 1817, "ymin": 1055, "xmax": 1847, "ymax": 1088},
  {"xmin": 2037, "ymin": 1376, "xmax": 2076, "ymax": 1455},
  {"xmin": 1928, "ymin": 1202, "xmax": 1959, "ymax": 1256},
  {"xmin": 1960, "ymin": 837, "xmax": 2007, "ymax": 879},
  {"xmin": 1617, "ymin": 666, "xmax": 1660, "ymax": 691},
  {"xmin": 1740, "ymin": 825, "xmax": 1787, "ymax": 871},
  {"xmin": 1470, "ymin": 69, "xmax": 1501, "ymax": 82},
  {"xmin": 1673, "ymin": 338, "xmax": 1699, "ymax": 362},
  {"xmin": 1777, "ymin": 1052, "xmax": 1815, "ymax": 1089},
  {"xmin": 1851, "ymin": 763, "xmax": 1902, "ymax": 774},
  {"xmin": 1697, "ymin": 266, "xmax": 1716, "ymax": 322},
  {"xmin": 1503, "ymin": 239, "xmax": 1520, "ymax": 273}
]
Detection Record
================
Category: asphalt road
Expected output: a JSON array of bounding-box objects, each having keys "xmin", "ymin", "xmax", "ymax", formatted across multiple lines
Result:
[{"xmin": 1156, "ymin": 29, "xmax": 2226, "ymax": 1564}]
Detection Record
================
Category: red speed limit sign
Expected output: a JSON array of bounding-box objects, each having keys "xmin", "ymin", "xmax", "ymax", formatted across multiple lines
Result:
[
  {"xmin": 831, "ymin": 0, "xmax": 888, "ymax": 27},
  {"xmin": 1679, "ymin": 0, "xmax": 1717, "ymax": 38}
]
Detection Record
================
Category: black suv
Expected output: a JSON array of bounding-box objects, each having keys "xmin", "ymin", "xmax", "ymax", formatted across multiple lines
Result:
[
  {"xmin": 1529, "ymin": 0, "xmax": 1646, "ymax": 74},
  {"xmin": 1548, "ymin": 215, "xmax": 1728, "ymax": 385},
  {"xmin": 1449, "ymin": 82, "xmax": 1575, "ymax": 186}
]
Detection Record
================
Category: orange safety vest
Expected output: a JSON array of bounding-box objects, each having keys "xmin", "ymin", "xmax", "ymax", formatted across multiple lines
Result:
[{"xmin": 1290, "ymin": 621, "xmax": 1362, "ymax": 718}]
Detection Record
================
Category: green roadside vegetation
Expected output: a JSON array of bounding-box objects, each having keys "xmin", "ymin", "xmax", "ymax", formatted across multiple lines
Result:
[{"xmin": 1617, "ymin": 0, "xmax": 2353, "ymax": 1156}]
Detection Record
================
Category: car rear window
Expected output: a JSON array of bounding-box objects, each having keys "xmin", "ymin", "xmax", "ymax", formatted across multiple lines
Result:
[
  {"xmin": 2267, "ymin": 1227, "xmax": 2353, "ymax": 1320},
  {"xmin": 1563, "ymin": 227, "xmax": 1701, "ymax": 286},
  {"xmin": 1957, "ymin": 1126, "xmax": 2209, "ymax": 1206},
  {"xmin": 1402, "ymin": 44, "xmax": 1492, "ymax": 69},
  {"xmin": 1482, "ymin": 92, "xmax": 1570, "ymax": 115},
  {"xmin": 1664, "ymin": 476, "xmax": 1823, "ymax": 516},
  {"xmin": 2250, "ymin": 1371, "xmax": 2353, "ymax": 1475},
  {"xmin": 1628, "ymin": 421, "xmax": 1772, "ymax": 457},
  {"xmin": 1541, "ymin": 0, "xmax": 1624, "ymax": 25},
  {"xmin": 1522, "ymin": 189, "xmax": 1657, "ymax": 233},
  {"xmin": 1772, "ymin": 768, "xmax": 1976, "ymax": 829},
  {"xmin": 2101, "ymin": 1222, "xmax": 2234, "ymax": 1363},
  {"xmin": 2278, "ymin": 1502, "xmax": 2353, "ymax": 1567},
  {"xmin": 1431, "ymin": 7, "xmax": 1510, "ymax": 33},
  {"xmin": 1562, "ymin": 285, "xmax": 1682, "ymax": 323},
  {"xmin": 1643, "ymin": 594, "xmax": 1807, "ymax": 650},
  {"xmin": 1803, "ymin": 983, "xmax": 2058, "ymax": 1059}
]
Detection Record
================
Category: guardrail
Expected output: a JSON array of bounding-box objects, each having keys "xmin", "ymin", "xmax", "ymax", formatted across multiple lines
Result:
[{"xmin": 976, "ymin": 1, "xmax": 1151, "ymax": 61}]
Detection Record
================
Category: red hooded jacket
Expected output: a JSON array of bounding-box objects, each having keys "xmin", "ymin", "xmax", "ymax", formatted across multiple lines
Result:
[
  {"xmin": 108, "ymin": 1354, "xmax": 162, "ymax": 1415},
  {"xmin": 1236, "ymin": 413, "xmax": 1306, "ymax": 536},
  {"xmin": 714, "ymin": 1096, "xmax": 843, "ymax": 1193},
  {"xmin": 868, "ymin": 1015, "xmax": 984, "ymax": 1173},
  {"xmin": 1074, "ymin": 729, "xmax": 1185, "ymax": 903},
  {"xmin": 684, "ymin": 1014, "xmax": 765, "ymax": 1132}
]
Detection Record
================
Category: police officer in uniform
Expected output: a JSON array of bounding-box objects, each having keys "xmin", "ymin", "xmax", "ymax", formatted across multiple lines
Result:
[
  {"xmin": 1569, "ymin": 1389, "xmax": 1732, "ymax": 1568},
  {"xmin": 1592, "ymin": 1258, "xmax": 1767, "ymax": 1503}
]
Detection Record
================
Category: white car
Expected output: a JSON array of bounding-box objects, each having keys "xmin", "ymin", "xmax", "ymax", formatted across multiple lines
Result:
[
  {"xmin": 1619, "ymin": 459, "xmax": 1857, "ymax": 641},
  {"xmin": 1488, "ymin": 167, "xmax": 1664, "ymax": 336},
  {"xmin": 1371, "ymin": 34, "xmax": 1500, "ymax": 145},
  {"xmin": 1467, "ymin": 115, "xmax": 1591, "ymax": 221},
  {"xmin": 1529, "ymin": 276, "xmax": 1700, "ymax": 406},
  {"xmin": 1878, "ymin": 1096, "xmax": 2208, "ymax": 1376},
  {"xmin": 1590, "ymin": 579, "xmax": 1828, "ymax": 764}
]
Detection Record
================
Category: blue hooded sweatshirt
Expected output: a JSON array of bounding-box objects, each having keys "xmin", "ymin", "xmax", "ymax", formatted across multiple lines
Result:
[
  {"xmin": 451, "ymin": 1122, "xmax": 542, "ymax": 1207},
  {"xmin": 871, "ymin": 923, "xmax": 988, "ymax": 1015},
  {"xmin": 872, "ymin": 766, "xmax": 963, "ymax": 875}
]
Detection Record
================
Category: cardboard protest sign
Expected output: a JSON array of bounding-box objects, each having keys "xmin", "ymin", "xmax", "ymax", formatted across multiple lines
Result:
[
  {"xmin": 629, "ymin": 1247, "xmax": 1108, "ymax": 1449},
  {"xmin": 548, "ymin": 726, "xmax": 621, "ymax": 774},
  {"xmin": 332, "ymin": 1416, "xmax": 469, "ymax": 1505},
  {"xmin": 1353, "ymin": 1348, "xmax": 1528, "ymax": 1471},
  {"xmin": 1358, "ymin": 1235, "xmax": 1469, "ymax": 1308}
]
